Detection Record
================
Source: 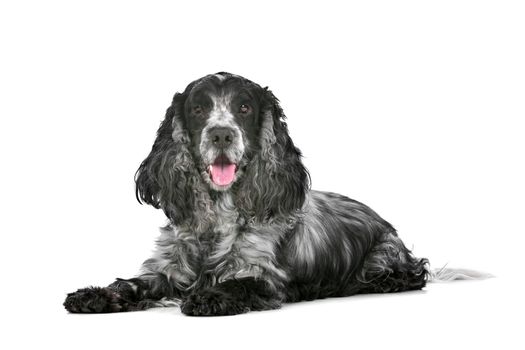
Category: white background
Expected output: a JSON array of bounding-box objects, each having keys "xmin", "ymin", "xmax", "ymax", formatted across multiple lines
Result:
[{"xmin": 1, "ymin": 1, "xmax": 523, "ymax": 349}]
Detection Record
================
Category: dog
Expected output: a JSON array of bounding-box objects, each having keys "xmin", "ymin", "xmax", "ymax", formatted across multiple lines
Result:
[{"xmin": 63, "ymin": 72, "xmax": 438, "ymax": 316}]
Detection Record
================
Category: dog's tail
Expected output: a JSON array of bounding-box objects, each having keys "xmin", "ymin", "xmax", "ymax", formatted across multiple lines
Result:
[{"xmin": 428, "ymin": 264, "xmax": 494, "ymax": 282}]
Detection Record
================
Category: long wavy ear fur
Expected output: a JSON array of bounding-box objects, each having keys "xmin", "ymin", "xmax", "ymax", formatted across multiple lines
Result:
[
  {"xmin": 135, "ymin": 92, "xmax": 215, "ymax": 232},
  {"xmin": 235, "ymin": 89, "xmax": 310, "ymax": 223}
]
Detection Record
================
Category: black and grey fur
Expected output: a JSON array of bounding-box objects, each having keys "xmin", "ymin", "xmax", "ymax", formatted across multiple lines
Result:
[{"xmin": 63, "ymin": 72, "xmax": 433, "ymax": 316}]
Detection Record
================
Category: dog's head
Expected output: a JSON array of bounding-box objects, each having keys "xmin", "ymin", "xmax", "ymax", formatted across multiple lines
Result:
[{"xmin": 135, "ymin": 72, "xmax": 309, "ymax": 230}]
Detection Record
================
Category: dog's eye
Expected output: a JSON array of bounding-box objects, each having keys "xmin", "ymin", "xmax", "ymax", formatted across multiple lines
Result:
[
  {"xmin": 192, "ymin": 105, "xmax": 203, "ymax": 115},
  {"xmin": 239, "ymin": 104, "xmax": 251, "ymax": 114}
]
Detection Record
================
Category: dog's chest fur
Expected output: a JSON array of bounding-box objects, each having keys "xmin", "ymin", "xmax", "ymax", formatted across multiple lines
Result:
[
  {"xmin": 211, "ymin": 192, "xmax": 240, "ymax": 237},
  {"xmin": 146, "ymin": 192, "xmax": 288, "ymax": 291},
  {"xmin": 204, "ymin": 193, "xmax": 288, "ymax": 287}
]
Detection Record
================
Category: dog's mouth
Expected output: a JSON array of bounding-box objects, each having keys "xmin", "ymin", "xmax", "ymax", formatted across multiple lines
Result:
[{"xmin": 207, "ymin": 154, "xmax": 238, "ymax": 187}]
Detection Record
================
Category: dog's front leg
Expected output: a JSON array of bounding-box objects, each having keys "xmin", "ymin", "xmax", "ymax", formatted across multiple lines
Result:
[
  {"xmin": 64, "ymin": 226, "xmax": 200, "ymax": 313},
  {"xmin": 179, "ymin": 223, "xmax": 289, "ymax": 316},
  {"xmin": 180, "ymin": 277, "xmax": 281, "ymax": 316},
  {"xmin": 63, "ymin": 272, "xmax": 180, "ymax": 313}
]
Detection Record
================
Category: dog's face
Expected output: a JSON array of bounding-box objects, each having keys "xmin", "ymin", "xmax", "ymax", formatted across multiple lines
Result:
[
  {"xmin": 182, "ymin": 73, "xmax": 263, "ymax": 191},
  {"xmin": 135, "ymin": 72, "xmax": 309, "ymax": 227}
]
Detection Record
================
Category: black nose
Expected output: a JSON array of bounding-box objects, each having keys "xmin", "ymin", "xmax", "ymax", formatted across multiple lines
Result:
[{"xmin": 209, "ymin": 127, "xmax": 235, "ymax": 148}]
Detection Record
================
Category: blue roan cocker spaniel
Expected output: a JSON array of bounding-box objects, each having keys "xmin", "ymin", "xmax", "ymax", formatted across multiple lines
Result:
[{"xmin": 64, "ymin": 72, "xmax": 432, "ymax": 316}]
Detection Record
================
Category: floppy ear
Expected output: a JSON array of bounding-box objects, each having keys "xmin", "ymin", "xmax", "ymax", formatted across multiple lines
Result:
[
  {"xmin": 235, "ymin": 88, "xmax": 310, "ymax": 223},
  {"xmin": 135, "ymin": 92, "xmax": 215, "ymax": 232}
]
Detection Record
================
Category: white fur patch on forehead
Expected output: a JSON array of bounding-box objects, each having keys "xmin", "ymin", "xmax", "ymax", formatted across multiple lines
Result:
[
  {"xmin": 214, "ymin": 72, "xmax": 242, "ymax": 81},
  {"xmin": 208, "ymin": 94, "xmax": 235, "ymax": 126},
  {"xmin": 214, "ymin": 73, "xmax": 227, "ymax": 82}
]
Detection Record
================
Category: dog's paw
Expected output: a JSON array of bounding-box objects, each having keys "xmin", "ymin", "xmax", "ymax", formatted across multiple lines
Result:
[
  {"xmin": 180, "ymin": 289, "xmax": 249, "ymax": 316},
  {"xmin": 63, "ymin": 287, "xmax": 128, "ymax": 313}
]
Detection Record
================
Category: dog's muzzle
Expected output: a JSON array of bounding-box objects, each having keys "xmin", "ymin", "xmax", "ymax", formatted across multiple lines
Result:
[{"xmin": 205, "ymin": 126, "xmax": 239, "ymax": 187}]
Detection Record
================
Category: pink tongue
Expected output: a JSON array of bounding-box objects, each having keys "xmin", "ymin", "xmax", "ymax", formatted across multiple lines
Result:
[{"xmin": 210, "ymin": 163, "xmax": 236, "ymax": 186}]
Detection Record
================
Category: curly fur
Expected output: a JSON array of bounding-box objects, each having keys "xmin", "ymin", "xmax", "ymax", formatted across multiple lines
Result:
[
  {"xmin": 233, "ymin": 92, "xmax": 310, "ymax": 223},
  {"xmin": 135, "ymin": 91, "xmax": 216, "ymax": 233},
  {"xmin": 64, "ymin": 72, "xmax": 433, "ymax": 316}
]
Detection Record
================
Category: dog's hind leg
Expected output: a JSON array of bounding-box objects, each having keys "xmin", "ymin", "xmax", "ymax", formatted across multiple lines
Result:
[
  {"xmin": 63, "ymin": 272, "xmax": 180, "ymax": 313},
  {"xmin": 355, "ymin": 231, "xmax": 429, "ymax": 294}
]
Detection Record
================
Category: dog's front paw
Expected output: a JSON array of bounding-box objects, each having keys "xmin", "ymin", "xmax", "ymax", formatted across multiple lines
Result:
[
  {"xmin": 180, "ymin": 289, "xmax": 249, "ymax": 316},
  {"xmin": 63, "ymin": 287, "xmax": 128, "ymax": 313}
]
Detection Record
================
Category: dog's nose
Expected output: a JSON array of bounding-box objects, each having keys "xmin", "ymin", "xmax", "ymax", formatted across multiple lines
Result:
[{"xmin": 209, "ymin": 127, "xmax": 235, "ymax": 148}]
